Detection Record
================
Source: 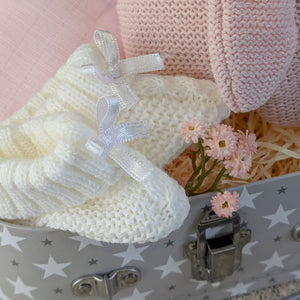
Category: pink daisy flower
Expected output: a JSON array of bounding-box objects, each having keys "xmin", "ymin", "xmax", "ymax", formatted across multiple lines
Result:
[
  {"xmin": 237, "ymin": 130, "xmax": 257, "ymax": 155},
  {"xmin": 211, "ymin": 191, "xmax": 239, "ymax": 218},
  {"xmin": 180, "ymin": 119, "xmax": 209, "ymax": 143},
  {"xmin": 224, "ymin": 144, "xmax": 252, "ymax": 178},
  {"xmin": 203, "ymin": 124, "xmax": 238, "ymax": 160}
]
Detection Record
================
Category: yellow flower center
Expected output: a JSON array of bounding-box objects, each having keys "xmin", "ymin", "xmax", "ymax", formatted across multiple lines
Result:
[
  {"xmin": 222, "ymin": 201, "xmax": 229, "ymax": 208},
  {"xmin": 188, "ymin": 126, "xmax": 195, "ymax": 131},
  {"xmin": 219, "ymin": 140, "xmax": 226, "ymax": 147}
]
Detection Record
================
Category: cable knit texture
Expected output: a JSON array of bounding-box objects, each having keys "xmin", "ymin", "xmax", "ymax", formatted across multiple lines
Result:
[
  {"xmin": 117, "ymin": 0, "xmax": 299, "ymax": 126},
  {"xmin": 2, "ymin": 44, "xmax": 230, "ymax": 242}
]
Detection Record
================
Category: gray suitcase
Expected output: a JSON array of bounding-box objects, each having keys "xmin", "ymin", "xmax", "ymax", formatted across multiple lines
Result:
[{"xmin": 0, "ymin": 172, "xmax": 300, "ymax": 300}]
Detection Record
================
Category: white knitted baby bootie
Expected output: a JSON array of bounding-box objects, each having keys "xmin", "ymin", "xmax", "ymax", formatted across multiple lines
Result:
[
  {"xmin": 3, "ymin": 31, "xmax": 230, "ymax": 243},
  {"xmin": 0, "ymin": 31, "xmax": 164, "ymax": 220},
  {"xmin": 31, "ymin": 31, "xmax": 230, "ymax": 167}
]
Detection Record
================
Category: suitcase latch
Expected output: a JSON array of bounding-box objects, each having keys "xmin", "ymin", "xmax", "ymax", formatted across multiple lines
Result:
[
  {"xmin": 185, "ymin": 209, "xmax": 251, "ymax": 282},
  {"xmin": 71, "ymin": 266, "xmax": 141, "ymax": 300}
]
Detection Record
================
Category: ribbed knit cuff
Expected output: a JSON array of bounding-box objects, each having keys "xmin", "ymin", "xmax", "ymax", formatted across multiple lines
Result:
[{"xmin": 0, "ymin": 112, "xmax": 122, "ymax": 219}]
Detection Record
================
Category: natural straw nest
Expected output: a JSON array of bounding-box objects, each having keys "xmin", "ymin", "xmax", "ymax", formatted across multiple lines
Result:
[{"xmin": 164, "ymin": 111, "xmax": 300, "ymax": 192}]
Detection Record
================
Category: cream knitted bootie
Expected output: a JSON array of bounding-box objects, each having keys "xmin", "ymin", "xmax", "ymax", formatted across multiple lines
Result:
[
  {"xmin": 31, "ymin": 39, "xmax": 231, "ymax": 167},
  {"xmin": 3, "ymin": 31, "xmax": 230, "ymax": 242}
]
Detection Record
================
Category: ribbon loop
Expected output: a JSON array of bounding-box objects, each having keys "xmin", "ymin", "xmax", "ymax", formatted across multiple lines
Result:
[
  {"xmin": 86, "ymin": 95, "xmax": 152, "ymax": 182},
  {"xmin": 96, "ymin": 95, "xmax": 119, "ymax": 131},
  {"xmin": 94, "ymin": 30, "xmax": 120, "ymax": 68}
]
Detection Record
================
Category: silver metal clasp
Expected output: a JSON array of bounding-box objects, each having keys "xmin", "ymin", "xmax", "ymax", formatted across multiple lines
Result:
[
  {"xmin": 185, "ymin": 209, "xmax": 251, "ymax": 282},
  {"xmin": 71, "ymin": 267, "xmax": 141, "ymax": 300}
]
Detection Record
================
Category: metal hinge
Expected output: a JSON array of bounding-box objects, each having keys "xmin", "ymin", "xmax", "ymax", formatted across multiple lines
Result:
[
  {"xmin": 184, "ymin": 209, "xmax": 251, "ymax": 282},
  {"xmin": 71, "ymin": 267, "xmax": 141, "ymax": 300}
]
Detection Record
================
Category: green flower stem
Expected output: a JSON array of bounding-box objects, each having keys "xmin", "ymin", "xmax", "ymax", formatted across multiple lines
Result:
[
  {"xmin": 198, "ymin": 138, "xmax": 206, "ymax": 176},
  {"xmin": 188, "ymin": 173, "xmax": 206, "ymax": 194},
  {"xmin": 185, "ymin": 165, "xmax": 202, "ymax": 192},
  {"xmin": 189, "ymin": 160, "xmax": 217, "ymax": 194},
  {"xmin": 208, "ymin": 167, "xmax": 227, "ymax": 192},
  {"xmin": 204, "ymin": 159, "xmax": 218, "ymax": 177},
  {"xmin": 185, "ymin": 139, "xmax": 228, "ymax": 196},
  {"xmin": 185, "ymin": 140, "xmax": 205, "ymax": 195},
  {"xmin": 191, "ymin": 151, "xmax": 197, "ymax": 171},
  {"xmin": 187, "ymin": 139, "xmax": 209, "ymax": 194}
]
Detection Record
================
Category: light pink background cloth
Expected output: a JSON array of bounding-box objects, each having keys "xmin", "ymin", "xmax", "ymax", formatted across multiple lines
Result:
[{"xmin": 0, "ymin": 0, "xmax": 122, "ymax": 122}]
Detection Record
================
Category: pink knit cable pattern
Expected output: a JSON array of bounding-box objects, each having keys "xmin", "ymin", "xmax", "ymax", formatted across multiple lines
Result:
[
  {"xmin": 117, "ymin": 0, "xmax": 214, "ymax": 80},
  {"xmin": 207, "ymin": 0, "xmax": 297, "ymax": 113},
  {"xmin": 257, "ymin": 1, "xmax": 300, "ymax": 127}
]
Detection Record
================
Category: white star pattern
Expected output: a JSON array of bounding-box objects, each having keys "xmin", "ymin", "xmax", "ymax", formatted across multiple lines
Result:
[
  {"xmin": 242, "ymin": 241, "xmax": 258, "ymax": 256},
  {"xmin": 211, "ymin": 281, "xmax": 221, "ymax": 288},
  {"xmin": 260, "ymin": 251, "xmax": 290, "ymax": 272},
  {"xmin": 7, "ymin": 276, "xmax": 37, "ymax": 299},
  {"xmin": 0, "ymin": 287, "xmax": 9, "ymax": 300},
  {"xmin": 154, "ymin": 256, "xmax": 186, "ymax": 279},
  {"xmin": 238, "ymin": 187, "xmax": 262, "ymax": 210},
  {"xmin": 120, "ymin": 288, "xmax": 152, "ymax": 300},
  {"xmin": 113, "ymin": 244, "xmax": 149, "ymax": 267},
  {"xmin": 34, "ymin": 256, "xmax": 72, "ymax": 278},
  {"xmin": 69, "ymin": 235, "xmax": 102, "ymax": 251},
  {"xmin": 263, "ymin": 204, "xmax": 297, "ymax": 229},
  {"xmin": 0, "ymin": 225, "xmax": 25, "ymax": 252},
  {"xmin": 291, "ymin": 270, "xmax": 300, "ymax": 280},
  {"xmin": 190, "ymin": 279, "xmax": 207, "ymax": 290},
  {"xmin": 226, "ymin": 282, "xmax": 254, "ymax": 297}
]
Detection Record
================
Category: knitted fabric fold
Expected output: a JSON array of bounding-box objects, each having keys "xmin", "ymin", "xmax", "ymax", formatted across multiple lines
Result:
[
  {"xmin": 1, "ymin": 42, "xmax": 230, "ymax": 242},
  {"xmin": 0, "ymin": 112, "xmax": 122, "ymax": 219},
  {"xmin": 207, "ymin": 0, "xmax": 297, "ymax": 113},
  {"xmin": 117, "ymin": 0, "xmax": 299, "ymax": 126},
  {"xmin": 257, "ymin": 1, "xmax": 300, "ymax": 127}
]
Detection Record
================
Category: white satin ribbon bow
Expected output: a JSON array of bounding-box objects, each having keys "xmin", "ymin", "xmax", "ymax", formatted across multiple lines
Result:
[
  {"xmin": 81, "ymin": 30, "xmax": 164, "ymax": 109},
  {"xmin": 86, "ymin": 95, "xmax": 153, "ymax": 182}
]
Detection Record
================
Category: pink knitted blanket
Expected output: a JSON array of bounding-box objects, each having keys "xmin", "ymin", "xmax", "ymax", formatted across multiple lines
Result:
[{"xmin": 118, "ymin": 0, "xmax": 300, "ymax": 127}]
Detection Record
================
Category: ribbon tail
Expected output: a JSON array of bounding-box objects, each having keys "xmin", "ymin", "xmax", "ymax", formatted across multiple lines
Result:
[
  {"xmin": 85, "ymin": 137, "xmax": 123, "ymax": 186},
  {"xmin": 105, "ymin": 120, "xmax": 150, "ymax": 144},
  {"xmin": 111, "ymin": 83, "xmax": 140, "ymax": 110},
  {"xmin": 85, "ymin": 137, "xmax": 106, "ymax": 158},
  {"xmin": 119, "ymin": 53, "xmax": 164, "ymax": 76},
  {"xmin": 80, "ymin": 64, "xmax": 100, "ymax": 80},
  {"xmin": 109, "ymin": 145, "xmax": 154, "ymax": 182}
]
